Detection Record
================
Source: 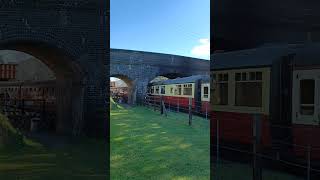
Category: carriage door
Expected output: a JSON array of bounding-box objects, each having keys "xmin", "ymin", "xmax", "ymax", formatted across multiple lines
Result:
[{"xmin": 292, "ymin": 70, "xmax": 320, "ymax": 125}]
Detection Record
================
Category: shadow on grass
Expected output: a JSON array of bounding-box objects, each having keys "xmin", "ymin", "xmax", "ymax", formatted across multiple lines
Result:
[
  {"xmin": 111, "ymin": 106, "xmax": 210, "ymax": 180},
  {"xmin": 0, "ymin": 134, "xmax": 108, "ymax": 180}
]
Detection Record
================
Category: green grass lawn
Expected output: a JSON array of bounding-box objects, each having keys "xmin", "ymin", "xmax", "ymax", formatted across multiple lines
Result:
[
  {"xmin": 0, "ymin": 137, "xmax": 107, "ymax": 180},
  {"xmin": 213, "ymin": 160, "xmax": 304, "ymax": 180},
  {"xmin": 0, "ymin": 112, "xmax": 107, "ymax": 180},
  {"xmin": 111, "ymin": 105, "xmax": 210, "ymax": 180}
]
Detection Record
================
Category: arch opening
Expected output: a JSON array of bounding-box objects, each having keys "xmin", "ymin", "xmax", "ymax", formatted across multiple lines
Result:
[
  {"xmin": 0, "ymin": 41, "xmax": 85, "ymax": 136},
  {"xmin": 110, "ymin": 75, "xmax": 134, "ymax": 105}
]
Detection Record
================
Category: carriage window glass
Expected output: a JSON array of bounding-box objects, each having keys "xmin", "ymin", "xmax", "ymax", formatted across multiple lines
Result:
[
  {"xmin": 211, "ymin": 73, "xmax": 216, "ymax": 89},
  {"xmin": 235, "ymin": 71, "xmax": 262, "ymax": 107},
  {"xmin": 300, "ymin": 79, "xmax": 315, "ymax": 115},
  {"xmin": 170, "ymin": 87, "xmax": 174, "ymax": 94},
  {"xmin": 223, "ymin": 74, "xmax": 228, "ymax": 81},
  {"xmin": 155, "ymin": 86, "xmax": 159, "ymax": 94},
  {"xmin": 160, "ymin": 86, "xmax": 165, "ymax": 94},
  {"xmin": 256, "ymin": 72, "xmax": 262, "ymax": 80},
  {"xmin": 235, "ymin": 73, "xmax": 241, "ymax": 81},
  {"xmin": 183, "ymin": 84, "xmax": 192, "ymax": 96},
  {"xmin": 203, "ymin": 86, "xmax": 209, "ymax": 98},
  {"xmin": 241, "ymin": 72, "xmax": 247, "ymax": 81},
  {"xmin": 175, "ymin": 85, "xmax": 182, "ymax": 95},
  {"xmin": 249, "ymin": 72, "xmax": 256, "ymax": 80},
  {"xmin": 213, "ymin": 73, "xmax": 228, "ymax": 105}
]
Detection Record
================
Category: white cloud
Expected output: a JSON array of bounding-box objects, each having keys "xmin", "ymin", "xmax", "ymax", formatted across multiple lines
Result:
[{"xmin": 190, "ymin": 38, "xmax": 210, "ymax": 59}]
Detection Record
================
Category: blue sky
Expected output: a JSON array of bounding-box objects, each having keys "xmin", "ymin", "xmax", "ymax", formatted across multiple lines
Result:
[{"xmin": 110, "ymin": 0, "xmax": 210, "ymax": 60}]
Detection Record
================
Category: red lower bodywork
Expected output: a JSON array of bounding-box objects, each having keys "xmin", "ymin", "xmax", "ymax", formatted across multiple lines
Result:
[
  {"xmin": 292, "ymin": 125, "xmax": 320, "ymax": 159},
  {"xmin": 150, "ymin": 95, "xmax": 210, "ymax": 114},
  {"xmin": 211, "ymin": 111, "xmax": 272, "ymax": 147}
]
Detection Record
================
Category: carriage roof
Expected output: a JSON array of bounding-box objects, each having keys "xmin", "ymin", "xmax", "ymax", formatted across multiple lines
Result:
[
  {"xmin": 211, "ymin": 43, "xmax": 320, "ymax": 71},
  {"xmin": 151, "ymin": 75, "xmax": 209, "ymax": 85}
]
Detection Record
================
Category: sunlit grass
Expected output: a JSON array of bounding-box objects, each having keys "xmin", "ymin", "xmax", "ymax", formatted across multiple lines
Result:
[{"xmin": 111, "ymin": 105, "xmax": 210, "ymax": 180}]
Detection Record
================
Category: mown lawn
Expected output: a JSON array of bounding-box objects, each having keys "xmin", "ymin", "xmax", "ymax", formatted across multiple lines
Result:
[
  {"xmin": 0, "ymin": 111, "xmax": 108, "ymax": 180},
  {"xmin": 0, "ymin": 138, "xmax": 108, "ymax": 180},
  {"xmin": 213, "ymin": 160, "xmax": 304, "ymax": 180},
  {"xmin": 110, "ymin": 105, "xmax": 210, "ymax": 180}
]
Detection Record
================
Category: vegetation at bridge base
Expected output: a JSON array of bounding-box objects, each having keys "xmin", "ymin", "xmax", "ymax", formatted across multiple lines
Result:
[
  {"xmin": 110, "ymin": 97, "xmax": 124, "ymax": 110},
  {"xmin": 0, "ymin": 113, "xmax": 24, "ymax": 149},
  {"xmin": 111, "ymin": 102, "xmax": 210, "ymax": 179}
]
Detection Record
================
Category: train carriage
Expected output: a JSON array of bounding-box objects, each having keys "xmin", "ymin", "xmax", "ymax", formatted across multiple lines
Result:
[
  {"xmin": 211, "ymin": 43, "xmax": 320, "ymax": 159},
  {"xmin": 148, "ymin": 75, "xmax": 210, "ymax": 115}
]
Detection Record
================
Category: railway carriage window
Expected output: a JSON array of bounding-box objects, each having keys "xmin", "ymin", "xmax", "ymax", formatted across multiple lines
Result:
[
  {"xmin": 203, "ymin": 86, "xmax": 209, "ymax": 98},
  {"xmin": 160, "ymin": 86, "xmax": 165, "ymax": 94},
  {"xmin": 155, "ymin": 86, "xmax": 159, "ymax": 94},
  {"xmin": 170, "ymin": 87, "xmax": 174, "ymax": 94},
  {"xmin": 300, "ymin": 79, "xmax": 315, "ymax": 115},
  {"xmin": 175, "ymin": 85, "xmax": 182, "ymax": 95},
  {"xmin": 183, "ymin": 84, "xmax": 192, "ymax": 96},
  {"xmin": 235, "ymin": 71, "xmax": 262, "ymax": 107},
  {"xmin": 213, "ymin": 73, "xmax": 228, "ymax": 105}
]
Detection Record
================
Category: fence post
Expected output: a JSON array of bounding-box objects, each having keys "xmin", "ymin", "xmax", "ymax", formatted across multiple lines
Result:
[
  {"xmin": 216, "ymin": 116, "xmax": 220, "ymax": 180},
  {"xmin": 188, "ymin": 97, "xmax": 192, "ymax": 126},
  {"xmin": 205, "ymin": 103, "xmax": 208, "ymax": 121},
  {"xmin": 177, "ymin": 98, "xmax": 179, "ymax": 113},
  {"xmin": 253, "ymin": 113, "xmax": 262, "ymax": 180},
  {"xmin": 160, "ymin": 96, "xmax": 163, "ymax": 115},
  {"xmin": 307, "ymin": 145, "xmax": 311, "ymax": 180}
]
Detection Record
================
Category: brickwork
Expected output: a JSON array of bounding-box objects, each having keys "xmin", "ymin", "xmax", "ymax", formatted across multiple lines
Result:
[
  {"xmin": 0, "ymin": 1, "xmax": 108, "ymax": 137},
  {"xmin": 110, "ymin": 49, "xmax": 210, "ymax": 104}
]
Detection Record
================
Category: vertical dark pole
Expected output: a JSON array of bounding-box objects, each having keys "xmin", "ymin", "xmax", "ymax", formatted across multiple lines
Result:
[
  {"xmin": 19, "ymin": 86, "xmax": 22, "ymax": 124},
  {"xmin": 205, "ymin": 103, "xmax": 208, "ymax": 120},
  {"xmin": 160, "ymin": 96, "xmax": 163, "ymax": 115},
  {"xmin": 216, "ymin": 116, "xmax": 220, "ymax": 179},
  {"xmin": 153, "ymin": 96, "xmax": 156, "ymax": 111},
  {"xmin": 307, "ymin": 146, "xmax": 311, "ymax": 180},
  {"xmin": 253, "ymin": 113, "xmax": 262, "ymax": 180},
  {"xmin": 188, "ymin": 97, "xmax": 192, "ymax": 126},
  {"xmin": 177, "ymin": 98, "xmax": 180, "ymax": 113}
]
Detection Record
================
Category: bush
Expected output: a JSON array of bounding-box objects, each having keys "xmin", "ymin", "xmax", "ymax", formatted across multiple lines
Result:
[{"xmin": 0, "ymin": 113, "xmax": 24, "ymax": 149}]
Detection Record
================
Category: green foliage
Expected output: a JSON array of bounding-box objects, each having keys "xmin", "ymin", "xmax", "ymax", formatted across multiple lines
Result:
[
  {"xmin": 110, "ymin": 97, "xmax": 124, "ymax": 110},
  {"xmin": 0, "ymin": 114, "xmax": 24, "ymax": 149}
]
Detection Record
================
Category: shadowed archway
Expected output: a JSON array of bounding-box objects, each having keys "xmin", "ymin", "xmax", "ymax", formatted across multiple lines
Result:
[{"xmin": 0, "ymin": 41, "xmax": 86, "ymax": 135}]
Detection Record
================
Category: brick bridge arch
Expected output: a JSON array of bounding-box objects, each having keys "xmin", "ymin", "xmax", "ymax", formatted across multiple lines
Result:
[
  {"xmin": 110, "ymin": 74, "xmax": 135, "ymax": 105},
  {"xmin": 110, "ymin": 49, "xmax": 210, "ymax": 104},
  {"xmin": 0, "ymin": 1, "xmax": 108, "ymax": 137}
]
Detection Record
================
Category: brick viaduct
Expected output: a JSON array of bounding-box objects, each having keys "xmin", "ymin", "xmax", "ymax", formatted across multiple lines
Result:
[
  {"xmin": 0, "ymin": 1, "xmax": 108, "ymax": 137},
  {"xmin": 110, "ymin": 49, "xmax": 210, "ymax": 105}
]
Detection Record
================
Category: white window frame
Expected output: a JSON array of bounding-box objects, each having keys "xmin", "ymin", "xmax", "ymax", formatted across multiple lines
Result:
[
  {"xmin": 212, "ymin": 67, "xmax": 270, "ymax": 115},
  {"xmin": 292, "ymin": 69, "xmax": 320, "ymax": 125},
  {"xmin": 201, "ymin": 83, "xmax": 210, "ymax": 101}
]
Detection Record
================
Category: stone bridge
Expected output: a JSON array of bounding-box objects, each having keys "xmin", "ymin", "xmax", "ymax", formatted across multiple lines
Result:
[
  {"xmin": 0, "ymin": 1, "xmax": 108, "ymax": 137},
  {"xmin": 110, "ymin": 49, "xmax": 210, "ymax": 104}
]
